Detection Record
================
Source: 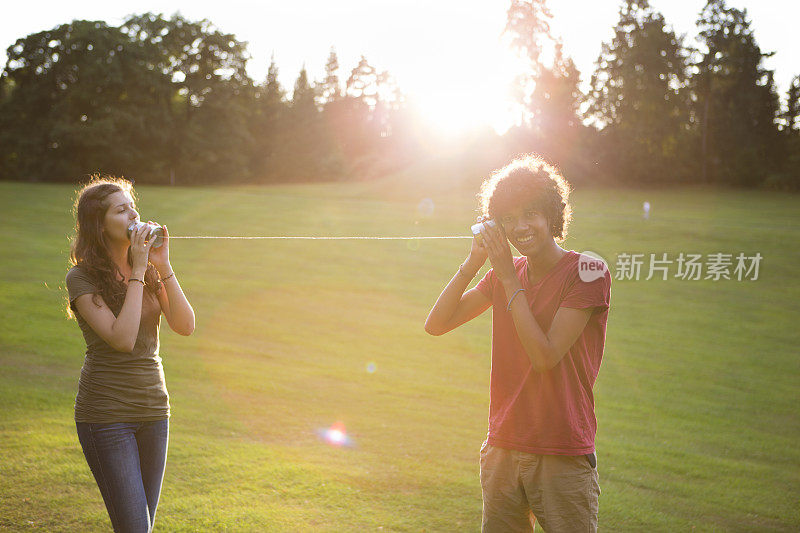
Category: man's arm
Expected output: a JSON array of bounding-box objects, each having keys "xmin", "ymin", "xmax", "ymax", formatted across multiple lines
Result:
[
  {"xmin": 503, "ymin": 274, "xmax": 593, "ymax": 371},
  {"xmin": 425, "ymin": 271, "xmax": 492, "ymax": 336},
  {"xmin": 478, "ymin": 220, "xmax": 594, "ymax": 372},
  {"xmin": 425, "ymin": 228, "xmax": 493, "ymax": 336}
]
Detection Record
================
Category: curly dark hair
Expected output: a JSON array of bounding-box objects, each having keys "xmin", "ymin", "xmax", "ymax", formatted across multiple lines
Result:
[
  {"xmin": 67, "ymin": 175, "xmax": 159, "ymax": 318},
  {"xmin": 478, "ymin": 154, "xmax": 573, "ymax": 243}
]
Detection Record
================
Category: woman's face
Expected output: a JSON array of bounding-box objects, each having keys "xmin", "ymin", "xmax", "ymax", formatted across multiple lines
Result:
[{"xmin": 102, "ymin": 190, "xmax": 139, "ymax": 244}]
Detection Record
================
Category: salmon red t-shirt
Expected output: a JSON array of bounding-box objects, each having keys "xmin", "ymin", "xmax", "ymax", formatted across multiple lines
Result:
[{"xmin": 475, "ymin": 250, "xmax": 612, "ymax": 455}]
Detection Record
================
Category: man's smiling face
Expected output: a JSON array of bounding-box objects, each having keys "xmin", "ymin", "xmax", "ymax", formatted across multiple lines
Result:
[{"xmin": 496, "ymin": 199, "xmax": 553, "ymax": 256}]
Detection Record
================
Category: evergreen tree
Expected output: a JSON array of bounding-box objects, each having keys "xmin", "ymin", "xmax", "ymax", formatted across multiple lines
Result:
[
  {"xmin": 319, "ymin": 47, "xmax": 342, "ymax": 105},
  {"xmin": 337, "ymin": 56, "xmax": 379, "ymax": 158},
  {"xmin": 264, "ymin": 55, "xmax": 286, "ymax": 107},
  {"xmin": 373, "ymin": 70, "xmax": 399, "ymax": 138},
  {"xmin": 503, "ymin": 0, "xmax": 587, "ymax": 180},
  {"xmin": 284, "ymin": 66, "xmax": 326, "ymax": 180},
  {"xmin": 346, "ymin": 56, "xmax": 379, "ymax": 109},
  {"xmin": 505, "ymin": 0, "xmax": 553, "ymax": 71},
  {"xmin": 529, "ymin": 42, "xmax": 581, "ymax": 137},
  {"xmin": 252, "ymin": 55, "xmax": 288, "ymax": 180},
  {"xmin": 694, "ymin": 0, "xmax": 780, "ymax": 186},
  {"xmin": 770, "ymin": 75, "xmax": 800, "ymax": 190},
  {"xmin": 587, "ymin": 0, "xmax": 691, "ymax": 183},
  {"xmin": 782, "ymin": 75, "xmax": 800, "ymax": 133},
  {"xmin": 292, "ymin": 66, "xmax": 318, "ymax": 119},
  {"xmin": 504, "ymin": 0, "xmax": 555, "ymax": 126}
]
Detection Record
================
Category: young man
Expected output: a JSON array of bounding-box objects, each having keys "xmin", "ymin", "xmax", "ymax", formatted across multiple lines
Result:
[{"xmin": 425, "ymin": 156, "xmax": 611, "ymax": 532}]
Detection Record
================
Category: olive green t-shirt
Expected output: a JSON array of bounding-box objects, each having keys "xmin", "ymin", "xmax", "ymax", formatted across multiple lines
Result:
[{"xmin": 66, "ymin": 265, "xmax": 170, "ymax": 422}]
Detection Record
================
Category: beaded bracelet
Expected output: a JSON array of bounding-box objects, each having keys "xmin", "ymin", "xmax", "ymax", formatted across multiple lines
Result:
[
  {"xmin": 161, "ymin": 272, "xmax": 175, "ymax": 283},
  {"xmin": 506, "ymin": 288, "xmax": 525, "ymax": 311}
]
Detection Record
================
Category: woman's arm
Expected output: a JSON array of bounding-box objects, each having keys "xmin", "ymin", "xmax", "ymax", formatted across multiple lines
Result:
[
  {"xmin": 74, "ymin": 284, "xmax": 145, "ymax": 352},
  {"xmin": 149, "ymin": 224, "xmax": 195, "ymax": 336},
  {"xmin": 74, "ymin": 226, "xmax": 153, "ymax": 352},
  {"xmin": 155, "ymin": 270, "xmax": 195, "ymax": 335}
]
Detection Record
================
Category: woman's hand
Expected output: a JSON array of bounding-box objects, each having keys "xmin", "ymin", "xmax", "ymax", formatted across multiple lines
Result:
[
  {"xmin": 147, "ymin": 222, "xmax": 171, "ymax": 274},
  {"xmin": 130, "ymin": 223, "xmax": 155, "ymax": 275},
  {"xmin": 479, "ymin": 220, "xmax": 517, "ymax": 284}
]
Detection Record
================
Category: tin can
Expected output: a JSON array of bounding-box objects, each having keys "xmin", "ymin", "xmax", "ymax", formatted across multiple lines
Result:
[
  {"xmin": 127, "ymin": 221, "xmax": 165, "ymax": 248},
  {"xmin": 470, "ymin": 219, "xmax": 496, "ymax": 246}
]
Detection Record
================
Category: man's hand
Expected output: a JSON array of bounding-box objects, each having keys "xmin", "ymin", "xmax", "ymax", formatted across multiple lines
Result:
[
  {"xmin": 465, "ymin": 216, "xmax": 490, "ymax": 271},
  {"xmin": 479, "ymin": 219, "xmax": 516, "ymax": 285}
]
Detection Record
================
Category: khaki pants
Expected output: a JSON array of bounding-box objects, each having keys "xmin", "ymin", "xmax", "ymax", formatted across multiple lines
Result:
[{"xmin": 480, "ymin": 441, "xmax": 600, "ymax": 533}]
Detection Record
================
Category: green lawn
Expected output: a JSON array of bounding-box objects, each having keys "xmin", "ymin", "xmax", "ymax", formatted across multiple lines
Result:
[{"xmin": 0, "ymin": 171, "xmax": 798, "ymax": 531}]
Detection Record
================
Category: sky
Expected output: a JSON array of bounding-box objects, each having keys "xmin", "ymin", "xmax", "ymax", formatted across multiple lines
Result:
[{"xmin": 3, "ymin": 1, "xmax": 798, "ymax": 133}]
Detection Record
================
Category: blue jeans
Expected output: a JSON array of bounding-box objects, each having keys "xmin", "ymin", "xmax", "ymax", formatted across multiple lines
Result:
[{"xmin": 76, "ymin": 419, "xmax": 169, "ymax": 533}]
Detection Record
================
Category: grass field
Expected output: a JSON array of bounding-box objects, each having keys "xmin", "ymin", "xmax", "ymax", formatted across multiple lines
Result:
[{"xmin": 1, "ymin": 169, "xmax": 798, "ymax": 531}]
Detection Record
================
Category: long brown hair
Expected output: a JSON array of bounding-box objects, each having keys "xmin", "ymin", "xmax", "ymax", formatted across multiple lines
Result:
[{"xmin": 68, "ymin": 175, "xmax": 159, "ymax": 318}]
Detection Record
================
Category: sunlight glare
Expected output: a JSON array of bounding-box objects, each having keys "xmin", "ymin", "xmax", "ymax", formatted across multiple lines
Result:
[{"xmin": 410, "ymin": 41, "xmax": 526, "ymax": 136}]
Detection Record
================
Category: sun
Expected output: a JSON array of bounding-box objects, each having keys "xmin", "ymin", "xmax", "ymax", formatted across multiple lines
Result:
[
  {"xmin": 407, "ymin": 46, "xmax": 527, "ymax": 137},
  {"xmin": 417, "ymin": 90, "xmax": 518, "ymax": 137}
]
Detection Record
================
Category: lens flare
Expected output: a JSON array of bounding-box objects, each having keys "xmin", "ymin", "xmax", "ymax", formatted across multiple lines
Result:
[
  {"xmin": 317, "ymin": 421, "xmax": 352, "ymax": 447},
  {"xmin": 417, "ymin": 197, "xmax": 435, "ymax": 217},
  {"xmin": 406, "ymin": 239, "xmax": 421, "ymax": 251},
  {"xmin": 366, "ymin": 362, "xmax": 377, "ymax": 373}
]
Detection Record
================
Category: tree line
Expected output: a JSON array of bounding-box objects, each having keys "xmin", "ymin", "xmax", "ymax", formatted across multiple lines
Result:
[
  {"xmin": 0, "ymin": 13, "xmax": 414, "ymax": 184},
  {"xmin": 505, "ymin": 0, "xmax": 799, "ymax": 189},
  {"xmin": 1, "ymin": 0, "xmax": 798, "ymax": 189}
]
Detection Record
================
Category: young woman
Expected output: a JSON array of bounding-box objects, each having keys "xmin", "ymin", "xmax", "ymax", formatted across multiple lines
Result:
[
  {"xmin": 65, "ymin": 176, "xmax": 195, "ymax": 532},
  {"xmin": 425, "ymin": 155, "xmax": 611, "ymax": 532}
]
